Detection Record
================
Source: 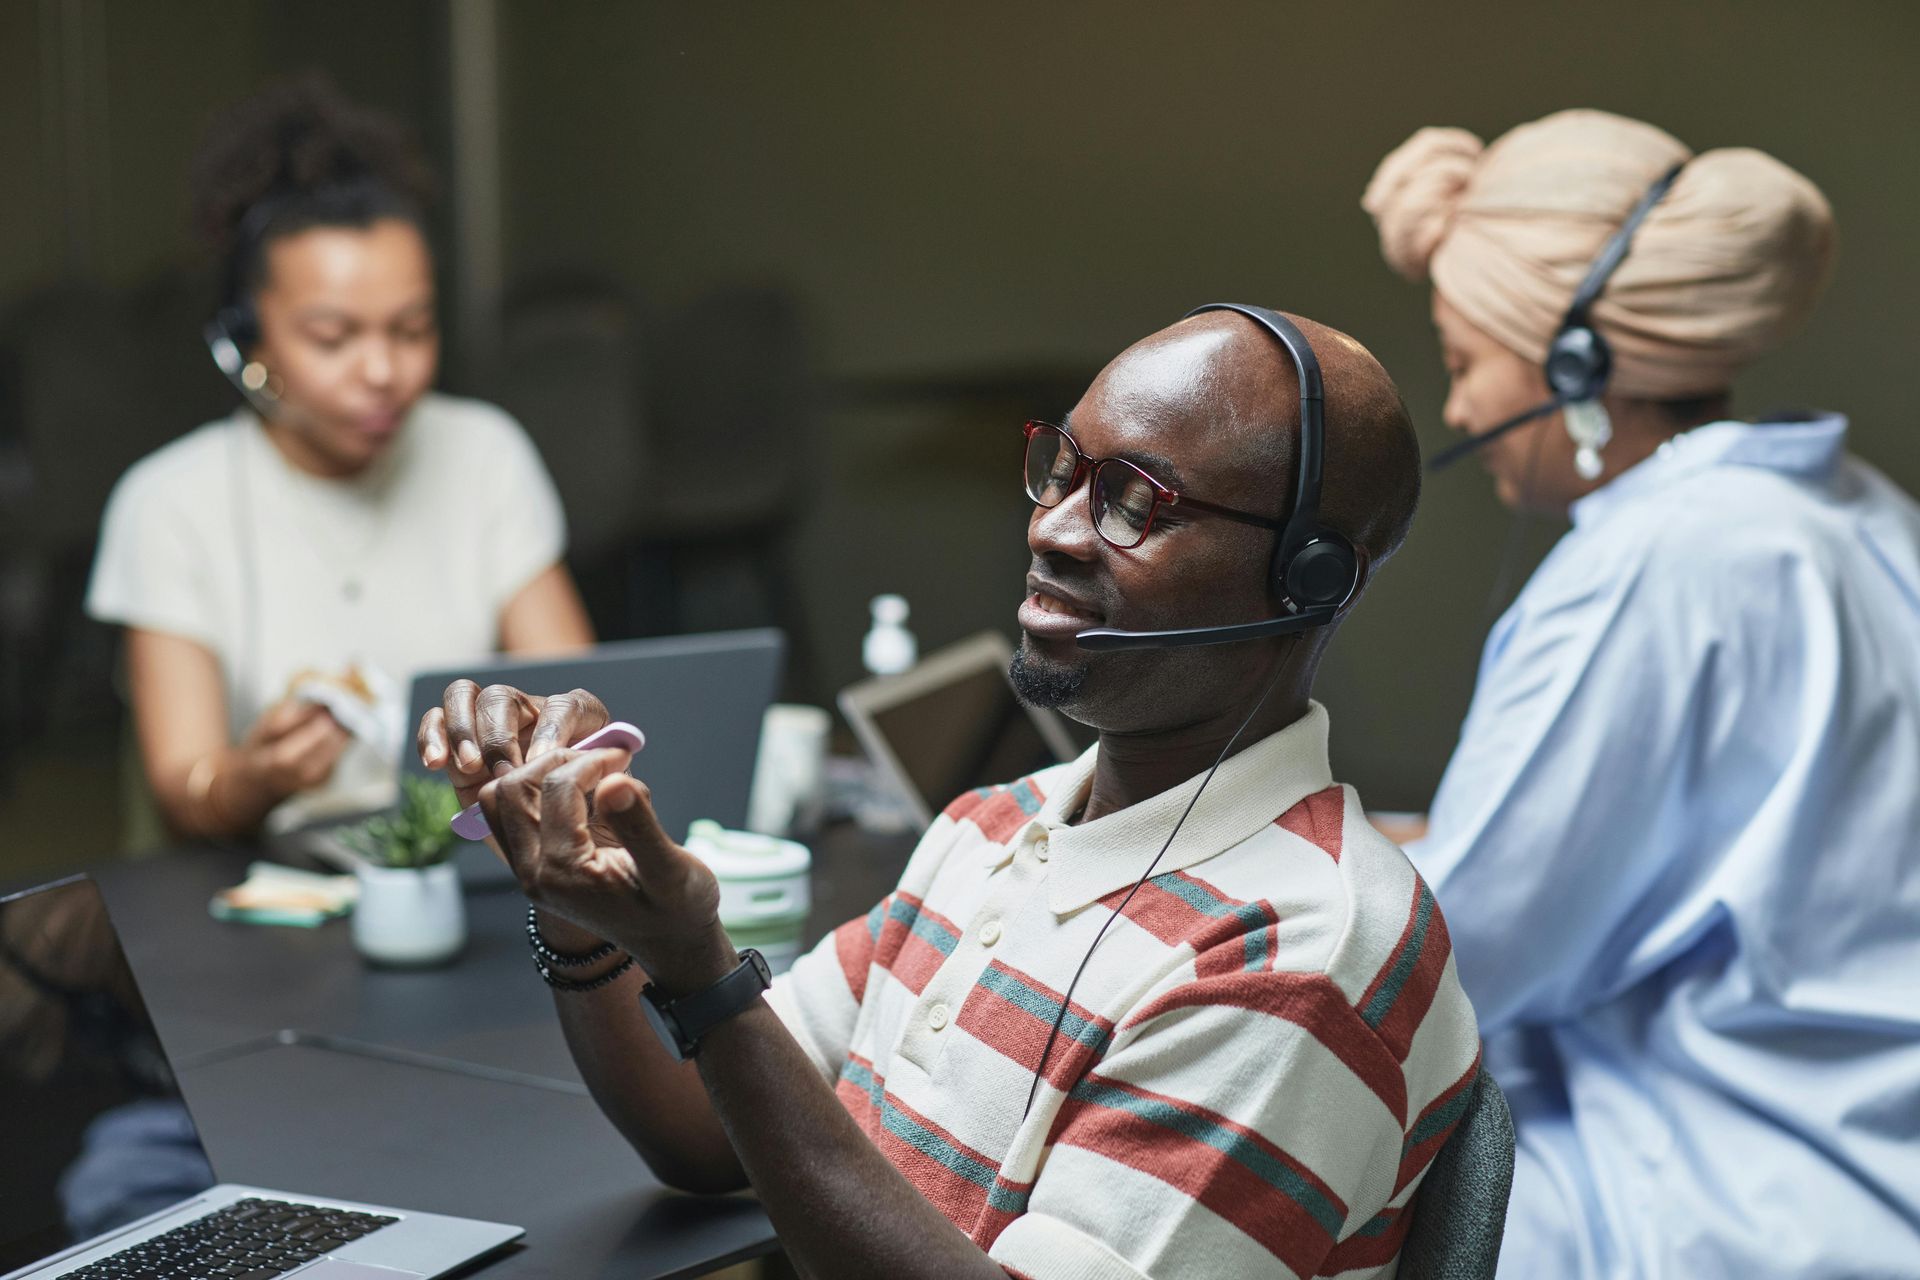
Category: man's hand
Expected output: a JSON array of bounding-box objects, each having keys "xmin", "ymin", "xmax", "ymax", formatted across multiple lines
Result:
[
  {"xmin": 416, "ymin": 680, "xmax": 610, "ymax": 808},
  {"xmin": 480, "ymin": 747, "xmax": 737, "ymax": 996}
]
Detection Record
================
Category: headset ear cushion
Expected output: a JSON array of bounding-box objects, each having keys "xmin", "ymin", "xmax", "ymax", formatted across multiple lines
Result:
[
  {"xmin": 1280, "ymin": 535, "xmax": 1358, "ymax": 609},
  {"xmin": 1545, "ymin": 324, "xmax": 1609, "ymax": 403}
]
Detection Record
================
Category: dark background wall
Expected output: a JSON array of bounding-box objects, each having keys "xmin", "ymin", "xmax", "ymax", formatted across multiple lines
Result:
[
  {"xmin": 3, "ymin": 1, "xmax": 1916, "ymax": 872},
  {"xmin": 498, "ymin": 1, "xmax": 1920, "ymax": 803}
]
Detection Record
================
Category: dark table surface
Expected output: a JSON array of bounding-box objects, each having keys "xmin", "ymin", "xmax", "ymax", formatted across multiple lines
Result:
[{"xmin": 52, "ymin": 821, "xmax": 916, "ymax": 1280}]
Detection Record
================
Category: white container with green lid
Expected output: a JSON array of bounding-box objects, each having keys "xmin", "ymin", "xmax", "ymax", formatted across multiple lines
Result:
[{"xmin": 683, "ymin": 819, "xmax": 812, "ymax": 973}]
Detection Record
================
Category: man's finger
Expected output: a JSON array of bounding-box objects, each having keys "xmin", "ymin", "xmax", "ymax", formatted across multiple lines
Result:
[
  {"xmin": 441, "ymin": 679, "xmax": 484, "ymax": 774},
  {"xmin": 539, "ymin": 748, "xmax": 632, "ymax": 860},
  {"xmin": 480, "ymin": 749, "xmax": 579, "ymax": 878},
  {"xmin": 527, "ymin": 688, "xmax": 610, "ymax": 761},
  {"xmin": 595, "ymin": 774, "xmax": 675, "ymax": 876},
  {"xmin": 418, "ymin": 707, "xmax": 449, "ymax": 770},
  {"xmin": 476, "ymin": 684, "xmax": 541, "ymax": 777}
]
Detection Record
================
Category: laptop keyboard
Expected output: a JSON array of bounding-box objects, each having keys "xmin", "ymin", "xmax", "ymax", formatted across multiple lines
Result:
[{"xmin": 59, "ymin": 1197, "xmax": 398, "ymax": 1279}]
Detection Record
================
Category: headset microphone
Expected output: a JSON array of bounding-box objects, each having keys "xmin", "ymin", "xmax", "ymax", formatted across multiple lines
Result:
[
  {"xmin": 1075, "ymin": 608, "xmax": 1336, "ymax": 651},
  {"xmin": 1424, "ymin": 395, "xmax": 1564, "ymax": 471},
  {"xmin": 1072, "ymin": 303, "xmax": 1359, "ymax": 652}
]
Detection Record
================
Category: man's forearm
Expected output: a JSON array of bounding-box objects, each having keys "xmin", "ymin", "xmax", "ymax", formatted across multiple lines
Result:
[
  {"xmin": 543, "ymin": 925, "xmax": 1004, "ymax": 1277},
  {"xmin": 536, "ymin": 913, "xmax": 745, "ymax": 1192},
  {"xmin": 695, "ymin": 1002, "xmax": 1007, "ymax": 1280}
]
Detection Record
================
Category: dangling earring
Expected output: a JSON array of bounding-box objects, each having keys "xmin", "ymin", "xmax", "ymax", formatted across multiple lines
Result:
[{"xmin": 1564, "ymin": 399, "xmax": 1612, "ymax": 481}]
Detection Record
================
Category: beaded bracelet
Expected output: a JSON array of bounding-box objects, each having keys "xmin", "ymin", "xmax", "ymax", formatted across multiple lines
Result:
[
  {"xmin": 525, "ymin": 906, "xmax": 620, "ymax": 968},
  {"xmin": 531, "ymin": 950, "xmax": 637, "ymax": 992}
]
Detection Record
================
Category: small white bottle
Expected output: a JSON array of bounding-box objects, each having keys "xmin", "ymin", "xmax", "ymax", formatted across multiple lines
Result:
[{"xmin": 862, "ymin": 594, "xmax": 918, "ymax": 676}]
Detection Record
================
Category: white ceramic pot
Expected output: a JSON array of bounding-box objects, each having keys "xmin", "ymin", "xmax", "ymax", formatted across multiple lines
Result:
[{"xmin": 351, "ymin": 862, "xmax": 467, "ymax": 967}]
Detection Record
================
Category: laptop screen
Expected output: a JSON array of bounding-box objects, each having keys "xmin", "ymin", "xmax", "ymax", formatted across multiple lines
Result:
[
  {"xmin": 864, "ymin": 662, "xmax": 1063, "ymax": 813},
  {"xmin": 0, "ymin": 878, "xmax": 216, "ymax": 1272}
]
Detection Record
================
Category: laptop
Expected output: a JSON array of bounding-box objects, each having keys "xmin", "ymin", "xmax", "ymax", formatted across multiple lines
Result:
[
  {"xmin": 837, "ymin": 631, "xmax": 1082, "ymax": 828},
  {"xmin": 0, "ymin": 875, "xmax": 522, "ymax": 1280}
]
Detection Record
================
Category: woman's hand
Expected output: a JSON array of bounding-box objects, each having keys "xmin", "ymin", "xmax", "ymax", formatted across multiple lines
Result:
[
  {"xmin": 237, "ymin": 699, "xmax": 351, "ymax": 801},
  {"xmin": 416, "ymin": 680, "xmax": 610, "ymax": 808}
]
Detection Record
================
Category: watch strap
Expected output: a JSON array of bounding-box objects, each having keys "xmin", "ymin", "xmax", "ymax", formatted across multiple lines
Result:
[{"xmin": 641, "ymin": 949, "xmax": 771, "ymax": 1060}]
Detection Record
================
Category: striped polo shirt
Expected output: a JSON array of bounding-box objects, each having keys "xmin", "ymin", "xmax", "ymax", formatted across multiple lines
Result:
[{"xmin": 768, "ymin": 702, "xmax": 1481, "ymax": 1279}]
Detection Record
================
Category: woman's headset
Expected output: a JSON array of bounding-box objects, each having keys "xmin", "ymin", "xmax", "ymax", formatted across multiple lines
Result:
[
  {"xmin": 202, "ymin": 199, "xmax": 283, "ymax": 413},
  {"xmin": 1426, "ymin": 161, "xmax": 1688, "ymax": 473}
]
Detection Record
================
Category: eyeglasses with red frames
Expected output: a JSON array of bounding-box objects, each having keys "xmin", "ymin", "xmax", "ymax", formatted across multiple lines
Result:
[{"xmin": 1022, "ymin": 420, "xmax": 1284, "ymax": 550}]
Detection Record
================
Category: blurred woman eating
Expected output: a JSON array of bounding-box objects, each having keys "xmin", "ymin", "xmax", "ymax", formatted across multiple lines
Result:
[{"xmin": 87, "ymin": 76, "xmax": 593, "ymax": 842}]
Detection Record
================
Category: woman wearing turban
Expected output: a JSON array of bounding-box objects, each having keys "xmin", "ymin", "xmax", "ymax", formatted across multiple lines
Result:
[{"xmin": 1364, "ymin": 110, "xmax": 1920, "ymax": 1277}]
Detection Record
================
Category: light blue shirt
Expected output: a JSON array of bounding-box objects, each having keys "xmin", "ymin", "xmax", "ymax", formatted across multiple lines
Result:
[{"xmin": 1406, "ymin": 414, "xmax": 1920, "ymax": 1279}]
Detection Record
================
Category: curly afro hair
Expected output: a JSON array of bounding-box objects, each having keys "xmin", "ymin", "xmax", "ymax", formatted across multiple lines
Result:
[{"xmin": 189, "ymin": 73, "xmax": 435, "ymax": 304}]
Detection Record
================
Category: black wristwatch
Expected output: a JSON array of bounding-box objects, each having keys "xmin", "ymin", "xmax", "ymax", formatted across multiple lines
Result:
[{"xmin": 639, "ymin": 949, "xmax": 773, "ymax": 1062}]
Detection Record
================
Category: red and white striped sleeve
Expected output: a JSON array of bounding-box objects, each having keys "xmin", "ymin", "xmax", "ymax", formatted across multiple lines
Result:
[{"xmin": 767, "ymin": 892, "xmax": 889, "ymax": 1081}]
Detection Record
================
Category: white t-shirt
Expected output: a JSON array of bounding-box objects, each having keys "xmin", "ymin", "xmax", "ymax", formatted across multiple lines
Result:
[{"xmin": 87, "ymin": 392, "xmax": 567, "ymax": 823}]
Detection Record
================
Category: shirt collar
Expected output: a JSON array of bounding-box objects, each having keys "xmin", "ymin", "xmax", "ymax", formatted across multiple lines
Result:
[
  {"xmin": 1572, "ymin": 412, "xmax": 1848, "ymax": 530},
  {"xmin": 1006, "ymin": 701, "xmax": 1334, "ymax": 915}
]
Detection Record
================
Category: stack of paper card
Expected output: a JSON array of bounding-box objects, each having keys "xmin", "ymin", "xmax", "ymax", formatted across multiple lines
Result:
[{"xmin": 210, "ymin": 862, "xmax": 359, "ymax": 927}]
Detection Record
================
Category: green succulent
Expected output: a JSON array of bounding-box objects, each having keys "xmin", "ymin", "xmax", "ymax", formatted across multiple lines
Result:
[{"xmin": 344, "ymin": 776, "xmax": 463, "ymax": 869}]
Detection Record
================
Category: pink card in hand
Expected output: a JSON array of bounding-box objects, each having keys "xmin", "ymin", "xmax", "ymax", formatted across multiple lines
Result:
[{"xmin": 449, "ymin": 720, "xmax": 646, "ymax": 841}]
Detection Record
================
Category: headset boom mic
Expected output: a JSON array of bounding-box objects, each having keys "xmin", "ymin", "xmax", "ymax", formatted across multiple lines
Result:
[
  {"xmin": 1074, "ymin": 606, "xmax": 1338, "ymax": 651},
  {"xmin": 1425, "ymin": 396, "xmax": 1564, "ymax": 471}
]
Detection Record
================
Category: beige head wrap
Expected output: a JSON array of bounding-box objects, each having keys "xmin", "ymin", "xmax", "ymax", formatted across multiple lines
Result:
[{"xmin": 1361, "ymin": 109, "xmax": 1836, "ymax": 398}]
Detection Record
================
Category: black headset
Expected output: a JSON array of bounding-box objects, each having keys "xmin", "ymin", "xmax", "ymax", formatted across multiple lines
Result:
[
  {"xmin": 1427, "ymin": 162, "xmax": 1687, "ymax": 472},
  {"xmin": 1074, "ymin": 303, "xmax": 1360, "ymax": 651},
  {"xmin": 202, "ymin": 198, "xmax": 279, "ymax": 406},
  {"xmin": 204, "ymin": 308, "xmax": 262, "ymax": 400}
]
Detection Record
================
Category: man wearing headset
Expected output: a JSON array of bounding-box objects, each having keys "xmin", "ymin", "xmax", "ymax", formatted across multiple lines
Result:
[{"xmin": 416, "ymin": 307, "xmax": 1481, "ymax": 1279}]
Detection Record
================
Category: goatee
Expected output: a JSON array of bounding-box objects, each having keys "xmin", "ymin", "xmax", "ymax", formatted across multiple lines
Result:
[{"xmin": 1009, "ymin": 642, "xmax": 1088, "ymax": 709}]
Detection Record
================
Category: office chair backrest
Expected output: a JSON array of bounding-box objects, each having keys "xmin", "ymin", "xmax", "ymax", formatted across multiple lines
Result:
[
  {"xmin": 493, "ymin": 280, "xmax": 651, "ymax": 563},
  {"xmin": 1399, "ymin": 1066, "xmax": 1516, "ymax": 1280},
  {"xmin": 644, "ymin": 284, "xmax": 813, "ymax": 534}
]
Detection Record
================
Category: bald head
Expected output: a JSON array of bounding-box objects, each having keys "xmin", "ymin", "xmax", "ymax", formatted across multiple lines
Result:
[{"xmin": 1108, "ymin": 309, "xmax": 1421, "ymax": 576}]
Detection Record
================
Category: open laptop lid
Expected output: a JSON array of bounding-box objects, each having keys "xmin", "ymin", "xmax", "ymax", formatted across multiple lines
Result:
[
  {"xmin": 404, "ymin": 629, "xmax": 785, "ymax": 863},
  {"xmin": 838, "ymin": 631, "xmax": 1082, "ymax": 828},
  {"xmin": 0, "ymin": 876, "xmax": 218, "ymax": 1274}
]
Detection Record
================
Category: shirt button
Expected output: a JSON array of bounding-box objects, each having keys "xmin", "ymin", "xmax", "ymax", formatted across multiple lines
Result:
[
  {"xmin": 979, "ymin": 920, "xmax": 1002, "ymax": 947},
  {"xmin": 928, "ymin": 1004, "xmax": 950, "ymax": 1031},
  {"xmin": 1034, "ymin": 838, "xmax": 1050, "ymax": 863}
]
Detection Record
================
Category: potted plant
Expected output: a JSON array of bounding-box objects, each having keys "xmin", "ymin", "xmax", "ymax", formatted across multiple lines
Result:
[{"xmin": 342, "ymin": 777, "xmax": 466, "ymax": 967}]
